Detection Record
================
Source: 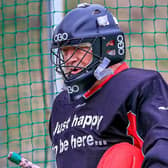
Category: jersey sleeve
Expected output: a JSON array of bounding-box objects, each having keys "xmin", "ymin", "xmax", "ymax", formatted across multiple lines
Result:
[
  {"xmin": 138, "ymin": 72, "xmax": 168, "ymax": 168},
  {"xmin": 49, "ymin": 96, "xmax": 58, "ymax": 142},
  {"xmin": 49, "ymin": 112, "xmax": 53, "ymax": 141}
]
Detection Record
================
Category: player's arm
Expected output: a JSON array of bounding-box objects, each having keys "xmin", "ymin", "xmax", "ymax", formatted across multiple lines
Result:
[{"xmin": 138, "ymin": 72, "xmax": 168, "ymax": 168}]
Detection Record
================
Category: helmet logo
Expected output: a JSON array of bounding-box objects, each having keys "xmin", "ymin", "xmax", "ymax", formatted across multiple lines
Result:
[
  {"xmin": 106, "ymin": 40, "xmax": 115, "ymax": 47},
  {"xmin": 67, "ymin": 85, "xmax": 79, "ymax": 94},
  {"xmin": 54, "ymin": 33, "xmax": 68, "ymax": 42},
  {"xmin": 117, "ymin": 35, "xmax": 125, "ymax": 55},
  {"xmin": 97, "ymin": 15, "xmax": 110, "ymax": 27}
]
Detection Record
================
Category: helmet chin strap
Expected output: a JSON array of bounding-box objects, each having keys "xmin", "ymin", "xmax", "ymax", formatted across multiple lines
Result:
[
  {"xmin": 64, "ymin": 57, "xmax": 114, "ymax": 102},
  {"xmin": 64, "ymin": 70, "xmax": 97, "ymax": 102},
  {"xmin": 94, "ymin": 57, "xmax": 113, "ymax": 80}
]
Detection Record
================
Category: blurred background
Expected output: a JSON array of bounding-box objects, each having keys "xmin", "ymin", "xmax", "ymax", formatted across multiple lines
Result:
[{"xmin": 0, "ymin": 0, "xmax": 167, "ymax": 167}]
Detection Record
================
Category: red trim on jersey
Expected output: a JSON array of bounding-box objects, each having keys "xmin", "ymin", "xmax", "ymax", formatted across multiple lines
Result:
[
  {"xmin": 127, "ymin": 112, "xmax": 144, "ymax": 149},
  {"xmin": 83, "ymin": 62, "xmax": 129, "ymax": 99}
]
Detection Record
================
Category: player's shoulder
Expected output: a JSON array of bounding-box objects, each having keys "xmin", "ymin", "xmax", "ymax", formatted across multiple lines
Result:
[
  {"xmin": 112, "ymin": 67, "xmax": 163, "ymax": 89},
  {"xmin": 52, "ymin": 90, "xmax": 68, "ymax": 106},
  {"xmin": 124, "ymin": 67, "xmax": 160, "ymax": 80}
]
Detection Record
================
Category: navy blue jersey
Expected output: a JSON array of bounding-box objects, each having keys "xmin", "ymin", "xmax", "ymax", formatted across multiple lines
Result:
[{"xmin": 49, "ymin": 66, "xmax": 168, "ymax": 168}]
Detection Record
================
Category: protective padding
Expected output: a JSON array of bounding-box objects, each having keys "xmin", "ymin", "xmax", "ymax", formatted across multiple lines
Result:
[{"xmin": 97, "ymin": 142, "xmax": 144, "ymax": 168}]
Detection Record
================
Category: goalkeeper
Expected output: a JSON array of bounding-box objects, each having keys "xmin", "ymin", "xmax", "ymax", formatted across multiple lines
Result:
[{"xmin": 49, "ymin": 3, "xmax": 168, "ymax": 168}]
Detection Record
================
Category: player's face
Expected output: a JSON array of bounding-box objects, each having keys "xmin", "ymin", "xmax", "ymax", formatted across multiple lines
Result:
[{"xmin": 61, "ymin": 45, "xmax": 93, "ymax": 75}]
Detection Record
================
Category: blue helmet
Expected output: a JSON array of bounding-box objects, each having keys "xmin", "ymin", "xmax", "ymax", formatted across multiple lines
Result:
[{"xmin": 51, "ymin": 3, "xmax": 126, "ymax": 101}]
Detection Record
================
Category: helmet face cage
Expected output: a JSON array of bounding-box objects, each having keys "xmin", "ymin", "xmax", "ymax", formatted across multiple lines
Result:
[
  {"xmin": 51, "ymin": 31, "xmax": 125, "ymax": 80},
  {"xmin": 51, "ymin": 37, "xmax": 102, "ymax": 80}
]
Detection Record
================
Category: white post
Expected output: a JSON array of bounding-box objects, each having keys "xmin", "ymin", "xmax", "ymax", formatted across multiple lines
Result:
[
  {"xmin": 50, "ymin": 0, "xmax": 64, "ymax": 96},
  {"xmin": 47, "ymin": 1, "xmax": 64, "ymax": 168}
]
